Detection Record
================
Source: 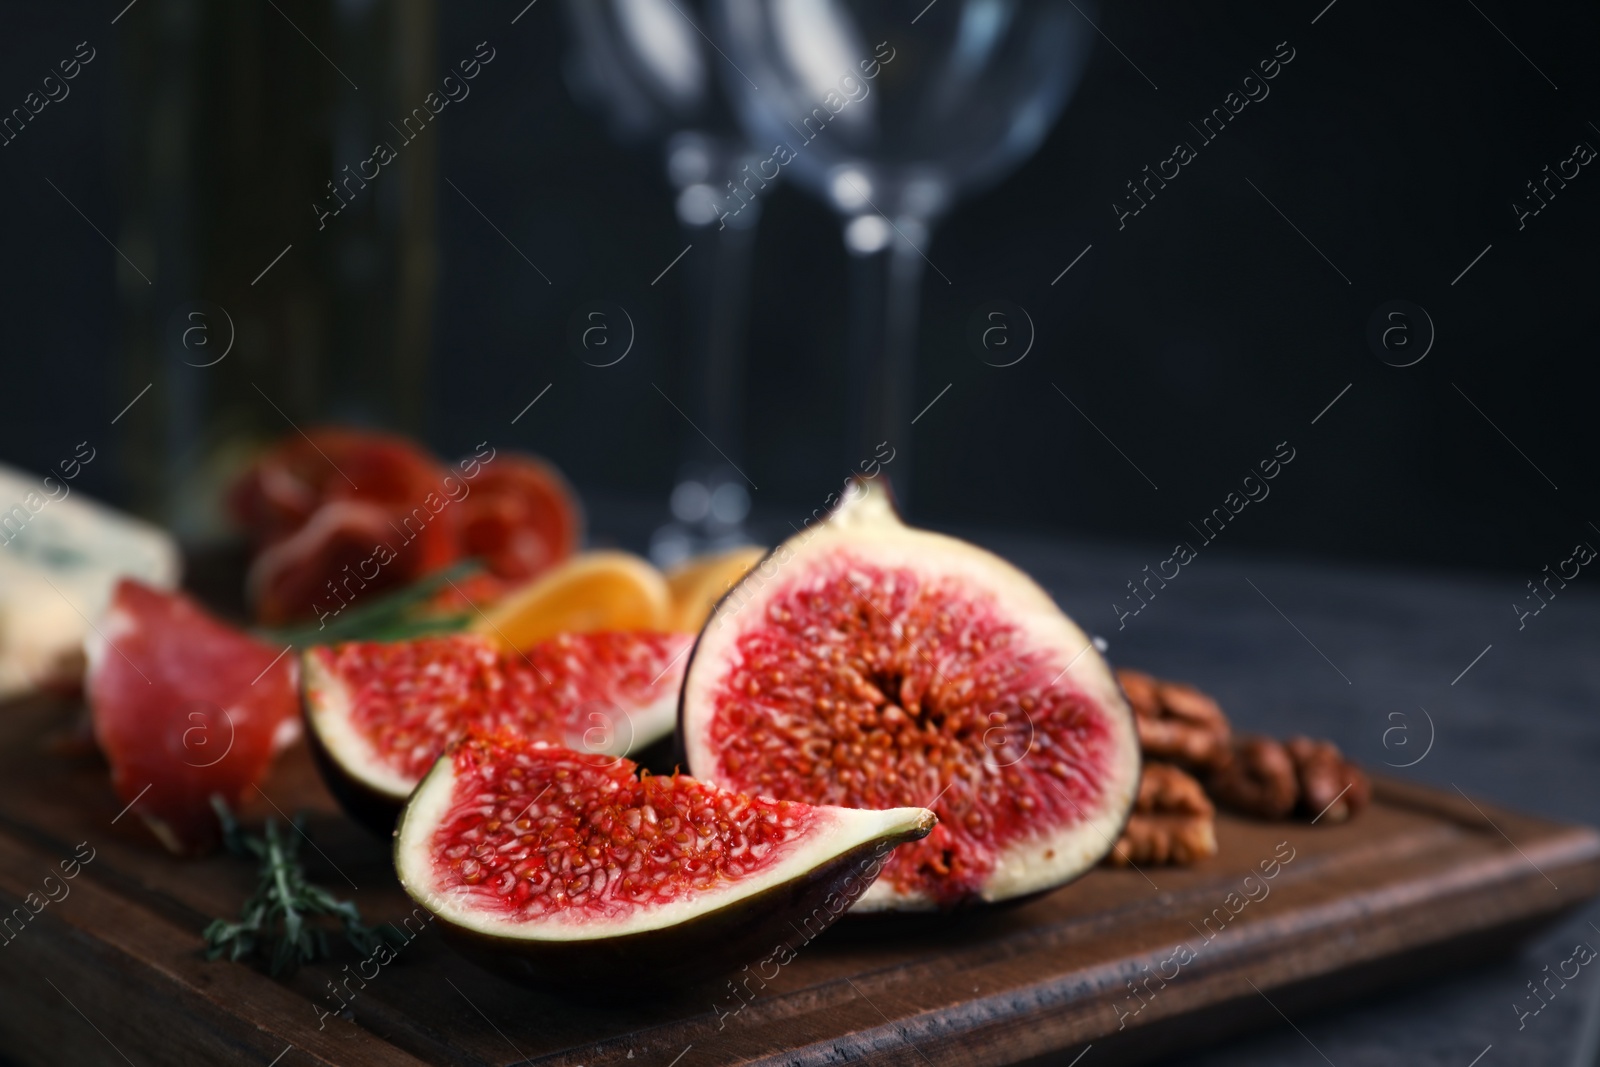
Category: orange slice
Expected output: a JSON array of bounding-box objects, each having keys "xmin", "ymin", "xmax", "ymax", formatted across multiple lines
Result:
[
  {"xmin": 471, "ymin": 551, "xmax": 671, "ymax": 652},
  {"xmin": 665, "ymin": 545, "xmax": 767, "ymax": 633}
]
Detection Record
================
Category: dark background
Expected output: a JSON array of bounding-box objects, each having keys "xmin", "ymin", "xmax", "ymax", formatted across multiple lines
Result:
[{"xmin": 2, "ymin": 0, "xmax": 1597, "ymax": 578}]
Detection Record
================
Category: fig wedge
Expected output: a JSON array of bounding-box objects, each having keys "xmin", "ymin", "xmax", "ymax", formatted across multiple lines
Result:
[
  {"xmin": 394, "ymin": 734, "xmax": 935, "ymax": 990},
  {"xmin": 303, "ymin": 631, "xmax": 691, "ymax": 834}
]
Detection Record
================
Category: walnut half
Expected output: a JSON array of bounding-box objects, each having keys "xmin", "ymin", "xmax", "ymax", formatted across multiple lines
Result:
[
  {"xmin": 1206, "ymin": 736, "xmax": 1299, "ymax": 819},
  {"xmin": 1208, "ymin": 735, "xmax": 1372, "ymax": 823},
  {"xmin": 1286, "ymin": 736, "xmax": 1371, "ymax": 823},
  {"xmin": 1106, "ymin": 762, "xmax": 1218, "ymax": 867},
  {"xmin": 1116, "ymin": 668, "xmax": 1232, "ymax": 771}
]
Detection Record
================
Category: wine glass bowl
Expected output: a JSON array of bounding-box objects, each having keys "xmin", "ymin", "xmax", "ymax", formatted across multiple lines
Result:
[
  {"xmin": 563, "ymin": 0, "xmax": 719, "ymax": 143},
  {"xmin": 714, "ymin": 0, "xmax": 1094, "ymax": 225},
  {"xmin": 563, "ymin": 0, "xmax": 760, "ymax": 227}
]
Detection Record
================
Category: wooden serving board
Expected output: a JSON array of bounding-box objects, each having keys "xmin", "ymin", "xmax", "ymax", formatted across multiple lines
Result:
[{"xmin": 0, "ymin": 692, "xmax": 1594, "ymax": 1067}]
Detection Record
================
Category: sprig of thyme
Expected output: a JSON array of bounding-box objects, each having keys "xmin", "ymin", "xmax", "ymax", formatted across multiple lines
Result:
[{"xmin": 203, "ymin": 798, "xmax": 404, "ymax": 976}]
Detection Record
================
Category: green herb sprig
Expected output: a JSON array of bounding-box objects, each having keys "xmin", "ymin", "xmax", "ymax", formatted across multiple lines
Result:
[
  {"xmin": 261, "ymin": 559, "xmax": 481, "ymax": 649},
  {"xmin": 202, "ymin": 798, "xmax": 404, "ymax": 976}
]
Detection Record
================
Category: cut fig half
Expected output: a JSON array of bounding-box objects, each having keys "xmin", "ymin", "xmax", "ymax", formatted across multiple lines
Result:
[
  {"xmin": 680, "ymin": 476, "xmax": 1141, "ymax": 912},
  {"xmin": 303, "ymin": 631, "xmax": 692, "ymax": 834},
  {"xmin": 394, "ymin": 734, "xmax": 935, "ymax": 990}
]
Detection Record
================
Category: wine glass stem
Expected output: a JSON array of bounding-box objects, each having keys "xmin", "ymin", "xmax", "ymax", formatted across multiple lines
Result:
[{"xmin": 849, "ymin": 228, "xmax": 928, "ymax": 506}]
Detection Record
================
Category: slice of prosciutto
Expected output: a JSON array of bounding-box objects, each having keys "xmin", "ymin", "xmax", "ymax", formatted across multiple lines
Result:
[{"xmin": 87, "ymin": 579, "xmax": 300, "ymax": 854}]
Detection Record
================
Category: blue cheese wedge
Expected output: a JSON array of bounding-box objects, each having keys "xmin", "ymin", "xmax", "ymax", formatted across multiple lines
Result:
[{"xmin": 0, "ymin": 464, "xmax": 179, "ymax": 698}]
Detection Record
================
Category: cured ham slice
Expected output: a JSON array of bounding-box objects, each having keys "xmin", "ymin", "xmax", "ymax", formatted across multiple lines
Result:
[
  {"xmin": 230, "ymin": 428, "xmax": 461, "ymax": 624},
  {"xmin": 87, "ymin": 580, "xmax": 300, "ymax": 854}
]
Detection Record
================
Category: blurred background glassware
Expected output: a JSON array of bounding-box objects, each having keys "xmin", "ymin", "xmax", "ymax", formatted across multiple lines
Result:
[
  {"xmin": 711, "ymin": 0, "xmax": 1096, "ymax": 505},
  {"xmin": 563, "ymin": 0, "xmax": 765, "ymax": 567},
  {"xmin": 118, "ymin": 0, "xmax": 437, "ymax": 541}
]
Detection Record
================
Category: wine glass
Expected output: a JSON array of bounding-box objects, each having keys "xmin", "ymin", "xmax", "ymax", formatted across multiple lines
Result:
[
  {"xmin": 562, "ymin": 0, "xmax": 766, "ymax": 564},
  {"xmin": 709, "ymin": 0, "xmax": 1096, "ymax": 502}
]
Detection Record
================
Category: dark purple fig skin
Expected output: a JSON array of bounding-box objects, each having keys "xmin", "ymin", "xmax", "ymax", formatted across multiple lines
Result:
[
  {"xmin": 398, "ymin": 810, "xmax": 932, "ymax": 996},
  {"xmin": 299, "ymin": 664, "xmax": 408, "ymax": 837},
  {"xmin": 302, "ymin": 705, "xmax": 407, "ymax": 838}
]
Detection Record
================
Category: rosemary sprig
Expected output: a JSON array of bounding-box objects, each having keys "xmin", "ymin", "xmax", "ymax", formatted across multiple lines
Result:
[
  {"xmin": 202, "ymin": 797, "xmax": 404, "ymax": 976},
  {"xmin": 260, "ymin": 559, "xmax": 481, "ymax": 649}
]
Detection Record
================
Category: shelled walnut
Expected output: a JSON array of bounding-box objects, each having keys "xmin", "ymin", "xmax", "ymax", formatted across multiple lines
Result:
[
  {"xmin": 1105, "ymin": 762, "xmax": 1218, "ymax": 867},
  {"xmin": 1115, "ymin": 668, "xmax": 1231, "ymax": 771},
  {"xmin": 1206, "ymin": 736, "xmax": 1299, "ymax": 819},
  {"xmin": 1207, "ymin": 734, "xmax": 1371, "ymax": 823},
  {"xmin": 1286, "ymin": 736, "xmax": 1371, "ymax": 823}
]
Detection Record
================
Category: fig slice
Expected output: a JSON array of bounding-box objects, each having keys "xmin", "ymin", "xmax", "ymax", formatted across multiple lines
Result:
[
  {"xmin": 394, "ymin": 734, "xmax": 935, "ymax": 990},
  {"xmin": 680, "ymin": 477, "xmax": 1141, "ymax": 911},
  {"xmin": 302, "ymin": 631, "xmax": 692, "ymax": 834}
]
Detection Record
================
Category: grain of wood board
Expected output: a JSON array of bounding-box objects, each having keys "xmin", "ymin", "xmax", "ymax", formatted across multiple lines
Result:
[{"xmin": 0, "ymin": 693, "xmax": 1593, "ymax": 1067}]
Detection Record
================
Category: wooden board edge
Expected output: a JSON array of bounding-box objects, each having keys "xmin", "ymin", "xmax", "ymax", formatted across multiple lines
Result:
[{"xmin": 678, "ymin": 833, "xmax": 1600, "ymax": 1067}]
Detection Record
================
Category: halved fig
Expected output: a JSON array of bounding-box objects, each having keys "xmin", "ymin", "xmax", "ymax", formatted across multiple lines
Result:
[
  {"xmin": 394, "ymin": 734, "xmax": 935, "ymax": 990},
  {"xmin": 680, "ymin": 477, "xmax": 1141, "ymax": 911},
  {"xmin": 303, "ymin": 631, "xmax": 692, "ymax": 833}
]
